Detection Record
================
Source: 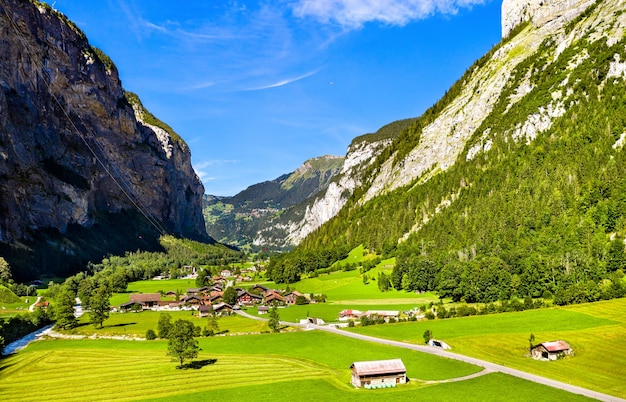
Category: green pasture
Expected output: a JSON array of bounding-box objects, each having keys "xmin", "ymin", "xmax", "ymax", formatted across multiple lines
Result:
[
  {"xmin": 64, "ymin": 310, "xmax": 269, "ymax": 337},
  {"xmin": 351, "ymin": 298, "xmax": 626, "ymax": 398},
  {"xmin": 0, "ymin": 331, "xmax": 590, "ymax": 401},
  {"xmin": 0, "ymin": 296, "xmax": 34, "ymax": 318}
]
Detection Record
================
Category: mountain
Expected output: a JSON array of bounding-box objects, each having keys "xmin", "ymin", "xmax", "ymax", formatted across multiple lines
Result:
[
  {"xmin": 204, "ymin": 155, "xmax": 344, "ymax": 250},
  {"xmin": 204, "ymin": 118, "xmax": 418, "ymax": 251},
  {"xmin": 269, "ymin": 0, "xmax": 626, "ymax": 304},
  {"xmin": 0, "ymin": 0, "xmax": 209, "ymax": 281}
]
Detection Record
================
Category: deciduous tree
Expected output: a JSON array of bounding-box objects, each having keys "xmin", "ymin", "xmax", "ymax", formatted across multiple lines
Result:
[
  {"xmin": 89, "ymin": 285, "xmax": 111, "ymax": 328},
  {"xmin": 268, "ymin": 305, "xmax": 280, "ymax": 333},
  {"xmin": 55, "ymin": 286, "xmax": 77, "ymax": 330},
  {"xmin": 167, "ymin": 319, "xmax": 199, "ymax": 368}
]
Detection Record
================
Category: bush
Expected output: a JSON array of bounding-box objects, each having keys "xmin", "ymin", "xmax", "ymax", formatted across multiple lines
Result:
[{"xmin": 145, "ymin": 329, "xmax": 157, "ymax": 340}]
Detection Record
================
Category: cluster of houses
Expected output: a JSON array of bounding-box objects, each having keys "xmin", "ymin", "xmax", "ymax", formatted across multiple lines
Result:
[
  {"xmin": 118, "ymin": 283, "xmax": 305, "ymax": 317},
  {"xmin": 338, "ymin": 309, "xmax": 401, "ymax": 322}
]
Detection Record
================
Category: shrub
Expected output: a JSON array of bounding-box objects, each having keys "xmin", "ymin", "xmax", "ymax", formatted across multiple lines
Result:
[{"xmin": 145, "ymin": 329, "xmax": 157, "ymax": 340}]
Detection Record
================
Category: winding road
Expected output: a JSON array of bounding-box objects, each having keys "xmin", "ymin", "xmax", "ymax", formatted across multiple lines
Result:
[{"xmin": 235, "ymin": 310, "xmax": 625, "ymax": 402}]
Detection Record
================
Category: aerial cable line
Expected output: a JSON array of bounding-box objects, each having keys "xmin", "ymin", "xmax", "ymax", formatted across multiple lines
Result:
[{"xmin": 0, "ymin": 0, "xmax": 171, "ymax": 236}]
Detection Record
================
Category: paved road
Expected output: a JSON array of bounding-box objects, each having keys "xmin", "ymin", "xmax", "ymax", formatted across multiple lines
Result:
[{"xmin": 235, "ymin": 310, "xmax": 625, "ymax": 402}]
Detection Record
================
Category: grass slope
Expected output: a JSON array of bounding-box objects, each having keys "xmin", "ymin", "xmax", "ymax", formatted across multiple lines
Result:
[
  {"xmin": 0, "ymin": 332, "xmax": 590, "ymax": 402},
  {"xmin": 351, "ymin": 298, "xmax": 626, "ymax": 398}
]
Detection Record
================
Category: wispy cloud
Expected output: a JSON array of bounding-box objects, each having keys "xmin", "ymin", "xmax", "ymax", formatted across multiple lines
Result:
[
  {"xmin": 193, "ymin": 159, "xmax": 238, "ymax": 182},
  {"xmin": 291, "ymin": 0, "xmax": 487, "ymax": 29},
  {"xmin": 243, "ymin": 68, "xmax": 322, "ymax": 91}
]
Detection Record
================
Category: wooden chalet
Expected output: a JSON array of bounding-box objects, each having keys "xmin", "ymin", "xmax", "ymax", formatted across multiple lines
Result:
[
  {"xmin": 212, "ymin": 302, "xmax": 233, "ymax": 316},
  {"xmin": 284, "ymin": 291, "xmax": 302, "ymax": 305},
  {"xmin": 237, "ymin": 290, "xmax": 263, "ymax": 306},
  {"xmin": 198, "ymin": 304, "xmax": 213, "ymax": 317},
  {"xmin": 128, "ymin": 293, "xmax": 161, "ymax": 309},
  {"xmin": 186, "ymin": 287, "xmax": 208, "ymax": 296},
  {"xmin": 250, "ymin": 284, "xmax": 270, "ymax": 294},
  {"xmin": 258, "ymin": 305, "xmax": 269, "ymax": 315},
  {"xmin": 264, "ymin": 291, "xmax": 284, "ymax": 305},
  {"xmin": 181, "ymin": 295, "xmax": 202, "ymax": 307},
  {"xmin": 531, "ymin": 340, "xmax": 572, "ymax": 361},
  {"xmin": 220, "ymin": 269, "xmax": 233, "ymax": 278},
  {"xmin": 350, "ymin": 359, "xmax": 407, "ymax": 389}
]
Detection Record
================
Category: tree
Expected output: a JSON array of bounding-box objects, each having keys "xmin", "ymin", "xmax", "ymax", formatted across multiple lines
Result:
[
  {"xmin": 146, "ymin": 329, "xmax": 157, "ymax": 340},
  {"xmin": 55, "ymin": 286, "xmax": 77, "ymax": 330},
  {"xmin": 0, "ymin": 257, "xmax": 12, "ymax": 284},
  {"xmin": 223, "ymin": 286, "xmax": 237, "ymax": 305},
  {"xmin": 88, "ymin": 285, "xmax": 111, "ymax": 328},
  {"xmin": 423, "ymin": 329, "xmax": 433, "ymax": 344},
  {"xmin": 528, "ymin": 333, "xmax": 535, "ymax": 352},
  {"xmin": 195, "ymin": 268, "xmax": 211, "ymax": 287},
  {"xmin": 157, "ymin": 312, "xmax": 172, "ymax": 338},
  {"xmin": 167, "ymin": 319, "xmax": 199, "ymax": 368},
  {"xmin": 205, "ymin": 314, "xmax": 219, "ymax": 336},
  {"xmin": 268, "ymin": 305, "xmax": 280, "ymax": 333}
]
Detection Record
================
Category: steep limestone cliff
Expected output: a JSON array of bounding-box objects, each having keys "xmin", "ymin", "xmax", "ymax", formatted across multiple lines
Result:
[
  {"xmin": 501, "ymin": 0, "xmax": 596, "ymax": 38},
  {"xmin": 0, "ymin": 0, "xmax": 208, "ymax": 280}
]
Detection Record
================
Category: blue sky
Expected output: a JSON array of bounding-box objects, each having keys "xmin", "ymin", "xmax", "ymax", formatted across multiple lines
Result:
[{"xmin": 45, "ymin": 0, "xmax": 502, "ymax": 196}]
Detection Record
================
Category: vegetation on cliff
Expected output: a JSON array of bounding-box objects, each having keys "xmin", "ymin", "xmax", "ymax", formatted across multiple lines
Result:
[{"xmin": 273, "ymin": 4, "xmax": 626, "ymax": 306}]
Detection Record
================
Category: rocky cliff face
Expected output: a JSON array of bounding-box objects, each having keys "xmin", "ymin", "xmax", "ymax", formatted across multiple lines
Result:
[
  {"xmin": 0, "ymin": 0, "xmax": 208, "ymax": 280},
  {"xmin": 501, "ymin": 0, "xmax": 596, "ymax": 37}
]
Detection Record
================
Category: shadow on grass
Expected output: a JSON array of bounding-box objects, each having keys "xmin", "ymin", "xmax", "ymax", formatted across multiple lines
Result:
[
  {"xmin": 105, "ymin": 322, "xmax": 137, "ymax": 328},
  {"xmin": 179, "ymin": 359, "xmax": 217, "ymax": 370}
]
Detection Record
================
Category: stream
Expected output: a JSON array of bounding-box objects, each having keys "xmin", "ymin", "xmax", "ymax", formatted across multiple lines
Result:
[{"xmin": 2, "ymin": 324, "xmax": 53, "ymax": 355}]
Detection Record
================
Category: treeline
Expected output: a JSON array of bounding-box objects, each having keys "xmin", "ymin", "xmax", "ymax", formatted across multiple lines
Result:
[
  {"xmin": 0, "ymin": 309, "xmax": 54, "ymax": 352},
  {"xmin": 276, "ymin": 19, "xmax": 626, "ymax": 306},
  {"xmin": 266, "ymin": 247, "xmax": 350, "ymax": 283}
]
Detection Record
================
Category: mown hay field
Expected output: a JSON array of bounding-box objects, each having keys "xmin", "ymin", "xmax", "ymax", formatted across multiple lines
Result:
[
  {"xmin": 0, "ymin": 331, "xmax": 591, "ymax": 401},
  {"xmin": 351, "ymin": 298, "xmax": 626, "ymax": 398}
]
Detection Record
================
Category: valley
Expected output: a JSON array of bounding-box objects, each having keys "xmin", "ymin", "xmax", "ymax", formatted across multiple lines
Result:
[{"xmin": 2, "ymin": 0, "xmax": 626, "ymax": 401}]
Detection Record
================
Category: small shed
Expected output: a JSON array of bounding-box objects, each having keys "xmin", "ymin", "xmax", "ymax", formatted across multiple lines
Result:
[
  {"xmin": 258, "ymin": 305, "xmax": 269, "ymax": 314},
  {"xmin": 350, "ymin": 359, "xmax": 407, "ymax": 388},
  {"xmin": 531, "ymin": 340, "xmax": 572, "ymax": 361}
]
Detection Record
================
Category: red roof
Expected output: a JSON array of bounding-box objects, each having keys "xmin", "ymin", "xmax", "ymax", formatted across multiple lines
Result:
[
  {"xmin": 350, "ymin": 359, "xmax": 406, "ymax": 376},
  {"xmin": 541, "ymin": 340, "xmax": 570, "ymax": 352}
]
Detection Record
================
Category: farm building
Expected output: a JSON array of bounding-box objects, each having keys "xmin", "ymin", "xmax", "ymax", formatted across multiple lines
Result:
[
  {"xmin": 364, "ymin": 310, "xmax": 400, "ymax": 322},
  {"xmin": 258, "ymin": 306, "xmax": 269, "ymax": 314},
  {"xmin": 339, "ymin": 309, "xmax": 363, "ymax": 321},
  {"xmin": 237, "ymin": 290, "xmax": 263, "ymax": 306},
  {"xmin": 531, "ymin": 340, "xmax": 572, "ymax": 361},
  {"xmin": 350, "ymin": 359, "xmax": 407, "ymax": 388},
  {"xmin": 198, "ymin": 305, "xmax": 213, "ymax": 317},
  {"xmin": 128, "ymin": 293, "xmax": 161, "ymax": 309},
  {"xmin": 284, "ymin": 291, "xmax": 303, "ymax": 305}
]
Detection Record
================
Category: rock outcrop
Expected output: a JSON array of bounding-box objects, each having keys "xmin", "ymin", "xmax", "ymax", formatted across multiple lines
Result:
[
  {"xmin": 0, "ymin": 0, "xmax": 208, "ymax": 279},
  {"xmin": 501, "ymin": 0, "xmax": 596, "ymax": 38}
]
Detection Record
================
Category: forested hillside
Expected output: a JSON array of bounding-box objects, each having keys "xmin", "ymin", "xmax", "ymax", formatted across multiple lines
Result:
[{"xmin": 269, "ymin": 1, "xmax": 626, "ymax": 305}]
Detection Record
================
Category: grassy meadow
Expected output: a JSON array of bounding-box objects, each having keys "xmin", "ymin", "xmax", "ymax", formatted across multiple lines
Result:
[
  {"xmin": 0, "ymin": 331, "xmax": 591, "ymax": 401},
  {"xmin": 351, "ymin": 298, "xmax": 626, "ymax": 398},
  {"xmin": 65, "ymin": 310, "xmax": 271, "ymax": 337}
]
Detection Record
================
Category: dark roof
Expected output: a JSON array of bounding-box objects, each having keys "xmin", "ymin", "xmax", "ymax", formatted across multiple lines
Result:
[
  {"xmin": 258, "ymin": 306, "xmax": 269, "ymax": 312},
  {"xmin": 237, "ymin": 290, "xmax": 262, "ymax": 299},
  {"xmin": 129, "ymin": 293, "xmax": 161, "ymax": 303},
  {"xmin": 350, "ymin": 359, "xmax": 406, "ymax": 376},
  {"xmin": 199, "ymin": 305, "xmax": 212, "ymax": 312},
  {"xmin": 212, "ymin": 302, "xmax": 233, "ymax": 312}
]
